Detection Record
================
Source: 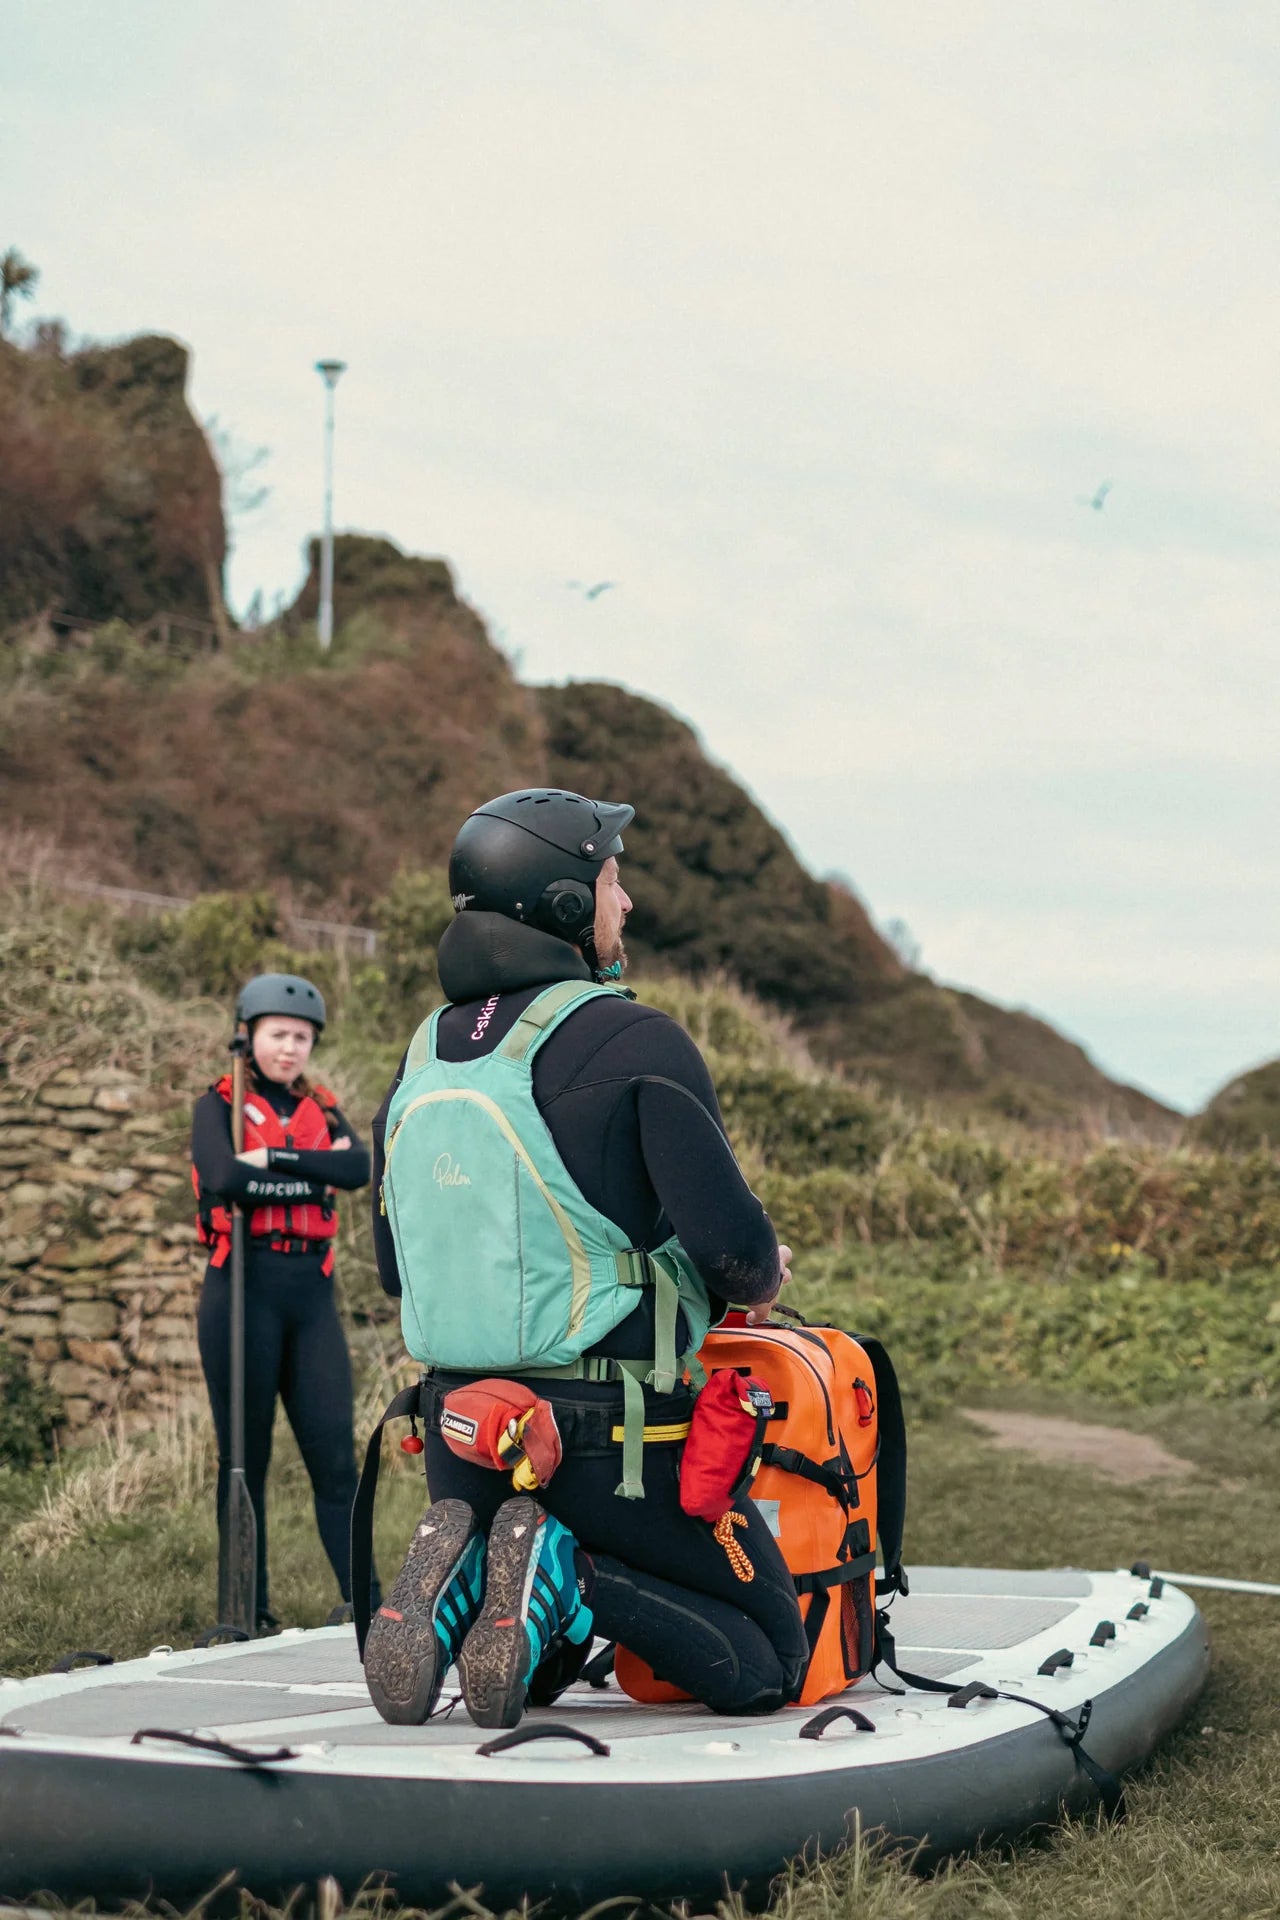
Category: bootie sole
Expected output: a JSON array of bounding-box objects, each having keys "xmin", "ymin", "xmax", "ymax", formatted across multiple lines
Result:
[
  {"xmin": 458, "ymin": 1497, "xmax": 548, "ymax": 1730},
  {"xmin": 364, "ymin": 1499, "xmax": 478, "ymax": 1726}
]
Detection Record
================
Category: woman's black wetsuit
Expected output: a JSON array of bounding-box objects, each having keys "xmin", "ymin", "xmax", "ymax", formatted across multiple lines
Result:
[
  {"xmin": 192, "ymin": 1080, "xmax": 370, "ymax": 1620},
  {"xmin": 371, "ymin": 912, "xmax": 810, "ymax": 1714}
]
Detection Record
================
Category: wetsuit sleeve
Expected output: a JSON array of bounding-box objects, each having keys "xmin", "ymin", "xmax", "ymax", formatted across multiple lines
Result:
[
  {"xmin": 634, "ymin": 1058, "xmax": 780, "ymax": 1306},
  {"xmin": 549, "ymin": 1008, "xmax": 779, "ymax": 1306},
  {"xmin": 267, "ymin": 1106, "xmax": 371, "ymax": 1190},
  {"xmin": 370, "ymin": 1056, "xmax": 407, "ymax": 1298},
  {"xmin": 190, "ymin": 1088, "xmax": 328, "ymax": 1207}
]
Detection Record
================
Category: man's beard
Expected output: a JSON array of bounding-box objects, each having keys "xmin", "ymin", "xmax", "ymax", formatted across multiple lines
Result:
[{"xmin": 593, "ymin": 931, "xmax": 628, "ymax": 973}]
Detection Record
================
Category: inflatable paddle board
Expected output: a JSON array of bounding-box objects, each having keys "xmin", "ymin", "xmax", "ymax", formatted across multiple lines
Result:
[{"xmin": 0, "ymin": 1566, "xmax": 1207, "ymax": 1911}]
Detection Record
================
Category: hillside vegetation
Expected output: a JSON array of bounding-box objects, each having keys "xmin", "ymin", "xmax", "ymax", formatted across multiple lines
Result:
[
  {"xmin": 541, "ymin": 678, "xmax": 1176, "ymax": 1136},
  {"xmin": 2, "ymin": 526, "xmax": 1180, "ymax": 1132},
  {"xmin": 1196, "ymin": 1057, "xmax": 1280, "ymax": 1153}
]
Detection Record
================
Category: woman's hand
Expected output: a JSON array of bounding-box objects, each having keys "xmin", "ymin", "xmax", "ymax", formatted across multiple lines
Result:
[
  {"xmin": 332, "ymin": 1135, "xmax": 352, "ymax": 1150},
  {"xmin": 236, "ymin": 1148, "xmax": 270, "ymax": 1169},
  {"xmin": 745, "ymin": 1243, "xmax": 793, "ymax": 1326}
]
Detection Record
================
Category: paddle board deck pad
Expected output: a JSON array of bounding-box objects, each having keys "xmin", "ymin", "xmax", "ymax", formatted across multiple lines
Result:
[{"xmin": 0, "ymin": 1567, "xmax": 1207, "ymax": 1911}]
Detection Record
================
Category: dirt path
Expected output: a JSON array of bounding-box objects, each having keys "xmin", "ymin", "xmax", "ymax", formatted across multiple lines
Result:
[{"xmin": 960, "ymin": 1408, "xmax": 1195, "ymax": 1483}]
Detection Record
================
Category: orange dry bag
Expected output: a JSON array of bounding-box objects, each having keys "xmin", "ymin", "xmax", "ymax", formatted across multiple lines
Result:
[{"xmin": 615, "ymin": 1311, "xmax": 907, "ymax": 1708}]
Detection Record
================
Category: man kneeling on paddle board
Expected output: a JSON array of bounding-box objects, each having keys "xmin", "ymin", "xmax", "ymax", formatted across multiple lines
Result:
[{"xmin": 363, "ymin": 788, "xmax": 807, "ymax": 1729}]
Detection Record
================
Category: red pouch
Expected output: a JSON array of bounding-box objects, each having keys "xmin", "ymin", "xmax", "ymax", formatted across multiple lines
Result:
[
  {"xmin": 439, "ymin": 1378, "xmax": 563, "ymax": 1491},
  {"xmin": 678, "ymin": 1368, "xmax": 774, "ymax": 1524}
]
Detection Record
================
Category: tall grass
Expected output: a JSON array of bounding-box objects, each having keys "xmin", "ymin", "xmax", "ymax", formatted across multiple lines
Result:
[{"xmin": 11, "ymin": 1400, "xmax": 213, "ymax": 1558}]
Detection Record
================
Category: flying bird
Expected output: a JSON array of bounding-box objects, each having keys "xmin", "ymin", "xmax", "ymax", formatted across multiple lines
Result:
[
  {"xmin": 567, "ymin": 580, "xmax": 617, "ymax": 600},
  {"xmin": 1076, "ymin": 481, "xmax": 1112, "ymax": 512}
]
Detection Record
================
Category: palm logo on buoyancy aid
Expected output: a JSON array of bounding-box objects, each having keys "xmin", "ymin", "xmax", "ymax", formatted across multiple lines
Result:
[
  {"xmin": 192, "ymin": 1075, "xmax": 341, "ymax": 1272},
  {"xmin": 380, "ymin": 980, "xmax": 715, "ymax": 1376},
  {"xmin": 432, "ymin": 1152, "xmax": 471, "ymax": 1190}
]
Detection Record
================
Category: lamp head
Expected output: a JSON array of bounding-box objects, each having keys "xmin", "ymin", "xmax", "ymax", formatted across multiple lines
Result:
[{"xmin": 315, "ymin": 359, "xmax": 347, "ymax": 388}]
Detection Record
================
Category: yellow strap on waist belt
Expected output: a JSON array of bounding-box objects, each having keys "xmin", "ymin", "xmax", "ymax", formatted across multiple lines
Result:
[{"xmin": 608, "ymin": 1420, "xmax": 692, "ymax": 1444}]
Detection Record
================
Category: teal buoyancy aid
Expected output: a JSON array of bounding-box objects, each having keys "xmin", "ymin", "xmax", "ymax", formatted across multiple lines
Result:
[{"xmin": 381, "ymin": 979, "xmax": 716, "ymax": 1403}]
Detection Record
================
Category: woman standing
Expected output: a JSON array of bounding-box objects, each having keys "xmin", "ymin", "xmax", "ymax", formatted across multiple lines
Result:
[{"xmin": 191, "ymin": 973, "xmax": 370, "ymax": 1631}]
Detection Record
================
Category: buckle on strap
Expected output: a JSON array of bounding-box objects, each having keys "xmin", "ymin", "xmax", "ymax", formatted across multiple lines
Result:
[{"xmin": 615, "ymin": 1246, "xmax": 654, "ymax": 1289}]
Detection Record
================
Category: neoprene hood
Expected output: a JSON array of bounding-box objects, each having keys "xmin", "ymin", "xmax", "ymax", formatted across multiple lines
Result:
[
  {"xmin": 448, "ymin": 788, "xmax": 634, "ymax": 948},
  {"xmin": 236, "ymin": 973, "xmax": 327, "ymax": 1032}
]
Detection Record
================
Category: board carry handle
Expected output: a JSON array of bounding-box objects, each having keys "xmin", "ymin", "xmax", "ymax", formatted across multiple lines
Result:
[
  {"xmin": 1037, "ymin": 1648, "xmax": 1075, "ymax": 1676},
  {"xmin": 799, "ymin": 1704, "xmax": 875, "ymax": 1740},
  {"xmin": 49, "ymin": 1650, "xmax": 114, "ymax": 1673},
  {"xmin": 476, "ymin": 1722, "xmax": 610, "ymax": 1758},
  {"xmin": 945, "ymin": 1681, "xmax": 1126, "ymax": 1822},
  {"xmin": 129, "ymin": 1728, "xmax": 298, "ymax": 1766},
  {"xmin": 948, "ymin": 1681, "xmax": 999, "ymax": 1709},
  {"xmin": 193, "ymin": 1625, "xmax": 252, "ymax": 1649}
]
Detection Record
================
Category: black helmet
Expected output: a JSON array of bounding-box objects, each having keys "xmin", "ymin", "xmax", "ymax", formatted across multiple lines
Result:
[
  {"xmin": 235, "ymin": 973, "xmax": 327, "ymax": 1032},
  {"xmin": 448, "ymin": 788, "xmax": 634, "ymax": 947}
]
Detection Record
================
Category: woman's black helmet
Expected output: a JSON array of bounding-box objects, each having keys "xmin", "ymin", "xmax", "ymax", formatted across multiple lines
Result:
[
  {"xmin": 448, "ymin": 788, "xmax": 633, "ymax": 948},
  {"xmin": 235, "ymin": 973, "xmax": 327, "ymax": 1032}
]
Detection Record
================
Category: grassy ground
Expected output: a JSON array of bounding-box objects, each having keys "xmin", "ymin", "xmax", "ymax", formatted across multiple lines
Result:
[{"xmin": 2, "ymin": 1393, "xmax": 1278, "ymax": 1919}]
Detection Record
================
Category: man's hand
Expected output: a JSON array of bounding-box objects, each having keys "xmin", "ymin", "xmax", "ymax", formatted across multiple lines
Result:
[
  {"xmin": 236, "ymin": 1147, "xmax": 269, "ymax": 1169},
  {"xmin": 332, "ymin": 1135, "xmax": 352, "ymax": 1150},
  {"xmin": 745, "ymin": 1243, "xmax": 793, "ymax": 1326}
]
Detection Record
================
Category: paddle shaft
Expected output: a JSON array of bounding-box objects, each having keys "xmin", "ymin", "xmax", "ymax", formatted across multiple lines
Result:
[
  {"xmin": 1154, "ymin": 1570, "xmax": 1280, "ymax": 1598},
  {"xmin": 229, "ymin": 1039, "xmax": 247, "ymax": 1477},
  {"xmin": 216, "ymin": 1031, "xmax": 258, "ymax": 1636}
]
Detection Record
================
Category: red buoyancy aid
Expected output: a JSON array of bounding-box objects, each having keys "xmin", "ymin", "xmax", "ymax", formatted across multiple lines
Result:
[{"xmin": 193, "ymin": 1074, "xmax": 341, "ymax": 1273}]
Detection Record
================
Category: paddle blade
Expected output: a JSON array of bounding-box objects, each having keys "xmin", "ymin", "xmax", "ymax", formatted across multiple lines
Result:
[{"xmin": 217, "ymin": 1467, "xmax": 258, "ymax": 1636}]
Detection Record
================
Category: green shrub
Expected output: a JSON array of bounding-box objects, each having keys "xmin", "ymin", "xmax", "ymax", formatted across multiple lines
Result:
[
  {"xmin": 117, "ymin": 890, "xmax": 336, "ymax": 1007},
  {"xmin": 800, "ymin": 1247, "xmax": 1280, "ymax": 1409},
  {"xmin": 0, "ymin": 1344, "xmax": 62, "ymax": 1468},
  {"xmin": 371, "ymin": 868, "xmax": 453, "ymax": 1011},
  {"xmin": 717, "ymin": 1067, "xmax": 897, "ymax": 1176},
  {"xmin": 1194, "ymin": 1059, "xmax": 1280, "ymax": 1152}
]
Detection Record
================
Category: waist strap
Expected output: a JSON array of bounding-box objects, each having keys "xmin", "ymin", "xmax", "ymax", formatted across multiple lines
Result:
[{"xmin": 500, "ymin": 1245, "xmax": 693, "ymax": 1499}]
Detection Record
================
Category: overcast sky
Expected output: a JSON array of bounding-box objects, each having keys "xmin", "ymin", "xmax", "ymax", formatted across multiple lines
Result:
[{"xmin": 7, "ymin": 1, "xmax": 1278, "ymax": 1112}]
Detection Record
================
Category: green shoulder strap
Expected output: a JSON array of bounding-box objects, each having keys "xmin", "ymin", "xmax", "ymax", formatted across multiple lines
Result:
[
  {"xmin": 499, "ymin": 979, "xmax": 621, "ymax": 1062},
  {"xmin": 405, "ymin": 1004, "xmax": 449, "ymax": 1076}
]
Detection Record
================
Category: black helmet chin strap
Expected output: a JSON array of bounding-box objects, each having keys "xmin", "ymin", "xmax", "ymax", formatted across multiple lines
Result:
[{"xmin": 578, "ymin": 923, "xmax": 618, "ymax": 983}]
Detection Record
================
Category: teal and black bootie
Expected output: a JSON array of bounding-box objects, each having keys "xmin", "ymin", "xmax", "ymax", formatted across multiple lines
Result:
[
  {"xmin": 458, "ymin": 1497, "xmax": 594, "ymax": 1730},
  {"xmin": 364, "ymin": 1499, "xmax": 485, "ymax": 1725}
]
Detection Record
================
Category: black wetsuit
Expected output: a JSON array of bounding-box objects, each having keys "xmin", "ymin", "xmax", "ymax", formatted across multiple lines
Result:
[
  {"xmin": 192, "ymin": 1079, "xmax": 371, "ymax": 1619},
  {"xmin": 371, "ymin": 913, "xmax": 809, "ymax": 1713}
]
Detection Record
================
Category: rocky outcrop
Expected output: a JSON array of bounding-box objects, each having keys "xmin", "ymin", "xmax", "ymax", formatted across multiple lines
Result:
[
  {"xmin": 0, "ymin": 1068, "xmax": 202, "ymax": 1437},
  {"xmin": 0, "ymin": 331, "xmax": 226, "ymax": 628}
]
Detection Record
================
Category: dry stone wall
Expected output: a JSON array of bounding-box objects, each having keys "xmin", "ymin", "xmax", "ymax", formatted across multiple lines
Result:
[{"xmin": 0, "ymin": 1068, "xmax": 203, "ymax": 1437}]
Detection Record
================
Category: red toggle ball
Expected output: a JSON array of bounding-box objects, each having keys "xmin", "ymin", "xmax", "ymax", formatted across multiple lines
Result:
[{"xmin": 400, "ymin": 1434, "xmax": 424, "ymax": 1455}]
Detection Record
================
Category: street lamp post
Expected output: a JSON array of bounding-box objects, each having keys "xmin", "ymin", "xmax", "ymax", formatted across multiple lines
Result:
[{"xmin": 315, "ymin": 359, "xmax": 346, "ymax": 649}]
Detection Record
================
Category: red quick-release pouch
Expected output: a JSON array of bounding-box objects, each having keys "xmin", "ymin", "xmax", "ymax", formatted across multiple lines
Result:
[
  {"xmin": 439, "ymin": 1378, "xmax": 563, "ymax": 1491},
  {"xmin": 678, "ymin": 1367, "xmax": 774, "ymax": 1524}
]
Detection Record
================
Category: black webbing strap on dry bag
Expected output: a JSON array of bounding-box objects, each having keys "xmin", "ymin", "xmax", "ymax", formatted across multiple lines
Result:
[
  {"xmin": 857, "ymin": 1333, "xmax": 908, "ymax": 1596},
  {"xmin": 760, "ymin": 1443, "xmax": 855, "ymax": 1505},
  {"xmin": 795, "ymin": 1537, "xmax": 878, "ymax": 1662},
  {"xmin": 350, "ymin": 1380, "xmax": 425, "ymax": 1660}
]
